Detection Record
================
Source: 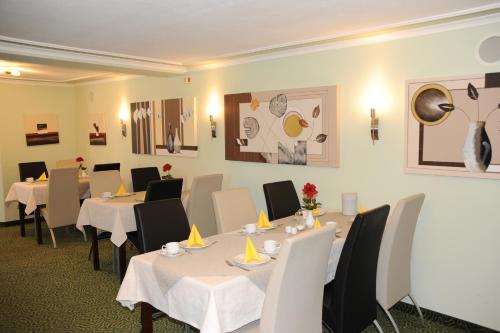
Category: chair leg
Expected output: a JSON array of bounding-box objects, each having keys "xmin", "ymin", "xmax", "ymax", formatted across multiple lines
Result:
[
  {"xmin": 82, "ymin": 229, "xmax": 87, "ymax": 242},
  {"xmin": 373, "ymin": 319, "xmax": 384, "ymax": 333},
  {"xmin": 49, "ymin": 229, "xmax": 57, "ymax": 248},
  {"xmin": 380, "ymin": 305, "xmax": 400, "ymax": 333},
  {"xmin": 183, "ymin": 323, "xmax": 191, "ymax": 333},
  {"xmin": 408, "ymin": 293, "xmax": 424, "ymax": 325},
  {"xmin": 88, "ymin": 245, "xmax": 93, "ymax": 261}
]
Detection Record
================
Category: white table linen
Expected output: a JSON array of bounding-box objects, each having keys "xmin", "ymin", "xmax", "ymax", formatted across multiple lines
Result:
[
  {"xmin": 117, "ymin": 212, "xmax": 353, "ymax": 333},
  {"xmin": 5, "ymin": 178, "xmax": 90, "ymax": 214}
]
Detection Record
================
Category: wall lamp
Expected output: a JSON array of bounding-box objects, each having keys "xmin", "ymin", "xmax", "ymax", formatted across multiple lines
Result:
[
  {"xmin": 119, "ymin": 106, "xmax": 128, "ymax": 138},
  {"xmin": 370, "ymin": 108, "xmax": 379, "ymax": 144},
  {"xmin": 209, "ymin": 115, "xmax": 216, "ymax": 138}
]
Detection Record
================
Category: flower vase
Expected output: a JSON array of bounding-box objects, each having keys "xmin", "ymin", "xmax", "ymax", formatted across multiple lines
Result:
[
  {"xmin": 304, "ymin": 210, "xmax": 315, "ymax": 228},
  {"xmin": 463, "ymin": 121, "xmax": 491, "ymax": 172},
  {"xmin": 174, "ymin": 128, "xmax": 181, "ymax": 153}
]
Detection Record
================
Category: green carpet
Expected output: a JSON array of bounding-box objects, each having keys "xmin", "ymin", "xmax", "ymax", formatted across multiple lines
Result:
[{"xmin": 0, "ymin": 223, "xmax": 466, "ymax": 332}]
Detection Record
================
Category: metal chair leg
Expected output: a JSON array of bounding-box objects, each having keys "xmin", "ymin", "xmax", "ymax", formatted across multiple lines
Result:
[
  {"xmin": 409, "ymin": 293, "xmax": 424, "ymax": 325},
  {"xmin": 380, "ymin": 305, "xmax": 400, "ymax": 333},
  {"xmin": 49, "ymin": 228, "xmax": 57, "ymax": 248},
  {"xmin": 373, "ymin": 319, "xmax": 384, "ymax": 333},
  {"xmin": 183, "ymin": 323, "xmax": 191, "ymax": 333}
]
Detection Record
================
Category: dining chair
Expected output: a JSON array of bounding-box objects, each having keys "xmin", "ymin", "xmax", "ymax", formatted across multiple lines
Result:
[
  {"xmin": 185, "ymin": 174, "xmax": 223, "ymax": 237},
  {"xmin": 89, "ymin": 170, "xmax": 122, "ymax": 198},
  {"xmin": 233, "ymin": 225, "xmax": 336, "ymax": 333},
  {"xmin": 263, "ymin": 180, "xmax": 301, "ymax": 221},
  {"xmin": 93, "ymin": 163, "xmax": 120, "ymax": 172},
  {"xmin": 55, "ymin": 159, "xmax": 79, "ymax": 168},
  {"xmin": 144, "ymin": 178, "xmax": 183, "ymax": 202},
  {"xmin": 130, "ymin": 167, "xmax": 161, "ymax": 192},
  {"xmin": 376, "ymin": 194, "xmax": 426, "ymax": 333},
  {"xmin": 40, "ymin": 168, "xmax": 85, "ymax": 248},
  {"xmin": 212, "ymin": 187, "xmax": 257, "ymax": 233},
  {"xmin": 322, "ymin": 205, "xmax": 390, "ymax": 333}
]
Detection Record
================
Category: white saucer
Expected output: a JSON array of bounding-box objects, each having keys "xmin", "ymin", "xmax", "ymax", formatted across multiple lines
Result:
[
  {"xmin": 258, "ymin": 243, "xmax": 281, "ymax": 255},
  {"xmin": 179, "ymin": 240, "xmax": 213, "ymax": 249},
  {"xmin": 112, "ymin": 193, "xmax": 134, "ymax": 198},
  {"xmin": 234, "ymin": 253, "xmax": 271, "ymax": 267},
  {"xmin": 159, "ymin": 248, "xmax": 186, "ymax": 257}
]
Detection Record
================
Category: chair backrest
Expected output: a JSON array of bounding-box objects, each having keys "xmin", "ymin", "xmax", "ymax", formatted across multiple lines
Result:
[
  {"xmin": 260, "ymin": 225, "xmax": 336, "ymax": 333},
  {"xmin": 89, "ymin": 170, "xmax": 122, "ymax": 198},
  {"xmin": 46, "ymin": 168, "xmax": 80, "ymax": 228},
  {"xmin": 185, "ymin": 174, "xmax": 223, "ymax": 237},
  {"xmin": 144, "ymin": 178, "xmax": 183, "ymax": 202},
  {"xmin": 376, "ymin": 193, "xmax": 425, "ymax": 309},
  {"xmin": 18, "ymin": 161, "xmax": 48, "ymax": 181},
  {"xmin": 263, "ymin": 180, "xmax": 301, "ymax": 221},
  {"xmin": 133, "ymin": 198, "xmax": 191, "ymax": 253},
  {"xmin": 131, "ymin": 167, "xmax": 161, "ymax": 192},
  {"xmin": 323, "ymin": 205, "xmax": 390, "ymax": 333},
  {"xmin": 211, "ymin": 187, "xmax": 257, "ymax": 233},
  {"xmin": 93, "ymin": 163, "xmax": 120, "ymax": 172},
  {"xmin": 55, "ymin": 159, "xmax": 79, "ymax": 169}
]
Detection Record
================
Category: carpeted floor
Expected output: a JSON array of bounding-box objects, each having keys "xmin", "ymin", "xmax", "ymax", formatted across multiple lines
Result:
[{"xmin": 0, "ymin": 222, "xmax": 466, "ymax": 333}]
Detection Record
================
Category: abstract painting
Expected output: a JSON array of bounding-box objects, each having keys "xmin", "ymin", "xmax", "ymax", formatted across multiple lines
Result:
[
  {"xmin": 131, "ymin": 97, "xmax": 197, "ymax": 157},
  {"xmin": 224, "ymin": 86, "xmax": 339, "ymax": 167},
  {"xmin": 406, "ymin": 72, "xmax": 500, "ymax": 179},
  {"xmin": 88, "ymin": 112, "xmax": 106, "ymax": 145},
  {"xmin": 23, "ymin": 113, "xmax": 59, "ymax": 146}
]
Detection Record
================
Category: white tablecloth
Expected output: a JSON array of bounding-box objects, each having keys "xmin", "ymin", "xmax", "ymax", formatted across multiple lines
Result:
[
  {"xmin": 116, "ymin": 212, "xmax": 353, "ymax": 333},
  {"xmin": 5, "ymin": 178, "xmax": 91, "ymax": 215},
  {"xmin": 76, "ymin": 191, "xmax": 190, "ymax": 246}
]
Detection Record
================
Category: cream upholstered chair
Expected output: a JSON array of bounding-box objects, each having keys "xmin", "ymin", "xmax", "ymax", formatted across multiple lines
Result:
[
  {"xmin": 212, "ymin": 187, "xmax": 257, "ymax": 233},
  {"xmin": 376, "ymin": 193, "xmax": 426, "ymax": 333},
  {"xmin": 233, "ymin": 225, "xmax": 336, "ymax": 333},
  {"xmin": 89, "ymin": 170, "xmax": 122, "ymax": 198},
  {"xmin": 41, "ymin": 168, "xmax": 85, "ymax": 248},
  {"xmin": 185, "ymin": 174, "xmax": 223, "ymax": 237},
  {"xmin": 55, "ymin": 159, "xmax": 79, "ymax": 169}
]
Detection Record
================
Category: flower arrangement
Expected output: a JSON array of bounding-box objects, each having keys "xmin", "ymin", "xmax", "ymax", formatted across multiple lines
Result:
[
  {"xmin": 75, "ymin": 156, "xmax": 86, "ymax": 170},
  {"xmin": 162, "ymin": 163, "xmax": 173, "ymax": 180},
  {"xmin": 302, "ymin": 183, "xmax": 319, "ymax": 210}
]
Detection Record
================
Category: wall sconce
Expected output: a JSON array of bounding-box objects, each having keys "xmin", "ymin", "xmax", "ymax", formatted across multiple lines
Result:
[
  {"xmin": 370, "ymin": 108, "xmax": 379, "ymax": 144},
  {"xmin": 209, "ymin": 115, "xmax": 216, "ymax": 138},
  {"xmin": 120, "ymin": 119, "xmax": 127, "ymax": 138},
  {"xmin": 119, "ymin": 103, "xmax": 128, "ymax": 138}
]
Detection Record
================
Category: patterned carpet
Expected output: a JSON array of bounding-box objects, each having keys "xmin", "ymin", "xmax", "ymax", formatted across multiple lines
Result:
[{"xmin": 0, "ymin": 223, "xmax": 467, "ymax": 333}]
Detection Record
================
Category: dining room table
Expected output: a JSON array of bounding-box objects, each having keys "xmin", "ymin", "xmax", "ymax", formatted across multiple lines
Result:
[
  {"xmin": 76, "ymin": 190, "xmax": 190, "ymax": 280},
  {"xmin": 5, "ymin": 177, "xmax": 91, "ymax": 244},
  {"xmin": 116, "ymin": 211, "xmax": 354, "ymax": 333}
]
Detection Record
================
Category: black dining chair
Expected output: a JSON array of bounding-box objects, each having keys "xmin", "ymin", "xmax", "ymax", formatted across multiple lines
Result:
[
  {"xmin": 322, "ymin": 205, "xmax": 390, "ymax": 333},
  {"xmin": 144, "ymin": 178, "xmax": 183, "ymax": 202},
  {"xmin": 93, "ymin": 163, "xmax": 120, "ymax": 172},
  {"xmin": 17, "ymin": 161, "xmax": 48, "ymax": 235},
  {"xmin": 131, "ymin": 167, "xmax": 161, "ymax": 192},
  {"xmin": 263, "ymin": 180, "xmax": 301, "ymax": 221}
]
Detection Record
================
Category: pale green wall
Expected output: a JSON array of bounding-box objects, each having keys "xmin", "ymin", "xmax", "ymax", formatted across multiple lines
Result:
[{"xmin": 0, "ymin": 82, "xmax": 77, "ymax": 221}]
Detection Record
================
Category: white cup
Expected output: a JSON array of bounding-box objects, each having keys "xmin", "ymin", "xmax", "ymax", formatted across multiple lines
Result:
[
  {"xmin": 264, "ymin": 240, "xmax": 277, "ymax": 254},
  {"xmin": 285, "ymin": 226, "xmax": 292, "ymax": 234},
  {"xmin": 165, "ymin": 242, "xmax": 180, "ymax": 255},
  {"xmin": 291, "ymin": 227, "xmax": 298, "ymax": 234},
  {"xmin": 245, "ymin": 223, "xmax": 257, "ymax": 234},
  {"xmin": 101, "ymin": 191, "xmax": 112, "ymax": 198},
  {"xmin": 296, "ymin": 224, "xmax": 305, "ymax": 231},
  {"xmin": 25, "ymin": 177, "xmax": 34, "ymax": 183}
]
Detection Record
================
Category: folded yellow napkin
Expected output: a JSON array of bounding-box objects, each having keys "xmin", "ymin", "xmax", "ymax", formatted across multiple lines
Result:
[
  {"xmin": 359, "ymin": 207, "xmax": 366, "ymax": 214},
  {"xmin": 314, "ymin": 218, "xmax": 321, "ymax": 229},
  {"xmin": 115, "ymin": 184, "xmax": 127, "ymax": 196},
  {"xmin": 37, "ymin": 172, "xmax": 47, "ymax": 181},
  {"xmin": 256, "ymin": 210, "xmax": 272, "ymax": 229},
  {"xmin": 313, "ymin": 208, "xmax": 319, "ymax": 216},
  {"xmin": 187, "ymin": 224, "xmax": 205, "ymax": 247},
  {"xmin": 243, "ymin": 237, "xmax": 261, "ymax": 263}
]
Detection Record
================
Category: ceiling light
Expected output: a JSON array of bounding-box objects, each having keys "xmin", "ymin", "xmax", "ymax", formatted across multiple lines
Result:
[{"xmin": 2, "ymin": 68, "xmax": 21, "ymax": 76}]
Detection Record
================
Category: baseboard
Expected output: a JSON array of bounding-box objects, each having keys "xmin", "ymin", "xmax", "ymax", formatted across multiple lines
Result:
[
  {"xmin": 394, "ymin": 302, "xmax": 499, "ymax": 333},
  {"xmin": 0, "ymin": 218, "xmax": 34, "ymax": 227}
]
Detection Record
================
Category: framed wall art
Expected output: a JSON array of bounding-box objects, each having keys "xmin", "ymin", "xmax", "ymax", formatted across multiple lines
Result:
[
  {"xmin": 88, "ymin": 112, "xmax": 106, "ymax": 145},
  {"xmin": 23, "ymin": 113, "xmax": 60, "ymax": 146}
]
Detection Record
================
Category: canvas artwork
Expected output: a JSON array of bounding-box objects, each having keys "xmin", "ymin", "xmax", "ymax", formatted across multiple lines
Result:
[
  {"xmin": 131, "ymin": 97, "xmax": 197, "ymax": 157},
  {"xmin": 88, "ymin": 112, "xmax": 106, "ymax": 145},
  {"xmin": 23, "ymin": 113, "xmax": 59, "ymax": 146},
  {"xmin": 406, "ymin": 72, "xmax": 500, "ymax": 179},
  {"xmin": 224, "ymin": 86, "xmax": 339, "ymax": 167}
]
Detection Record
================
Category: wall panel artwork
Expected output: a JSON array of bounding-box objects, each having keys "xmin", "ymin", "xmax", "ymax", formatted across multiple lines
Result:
[
  {"xmin": 224, "ymin": 86, "xmax": 339, "ymax": 167},
  {"xmin": 131, "ymin": 97, "xmax": 197, "ymax": 157},
  {"xmin": 406, "ymin": 72, "xmax": 500, "ymax": 179},
  {"xmin": 88, "ymin": 112, "xmax": 106, "ymax": 145},
  {"xmin": 23, "ymin": 113, "xmax": 59, "ymax": 146}
]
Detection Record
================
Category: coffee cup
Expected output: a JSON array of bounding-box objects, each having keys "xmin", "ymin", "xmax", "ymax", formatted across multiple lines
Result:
[
  {"xmin": 291, "ymin": 227, "xmax": 298, "ymax": 234},
  {"xmin": 101, "ymin": 191, "xmax": 112, "ymax": 198},
  {"xmin": 165, "ymin": 242, "xmax": 179, "ymax": 255},
  {"xmin": 285, "ymin": 226, "xmax": 292, "ymax": 234},
  {"xmin": 25, "ymin": 177, "xmax": 34, "ymax": 183},
  {"xmin": 264, "ymin": 240, "xmax": 278, "ymax": 254},
  {"xmin": 245, "ymin": 223, "xmax": 257, "ymax": 234}
]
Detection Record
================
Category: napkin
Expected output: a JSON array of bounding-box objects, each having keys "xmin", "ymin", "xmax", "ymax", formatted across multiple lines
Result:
[
  {"xmin": 187, "ymin": 224, "xmax": 205, "ymax": 247},
  {"xmin": 313, "ymin": 208, "xmax": 318, "ymax": 216},
  {"xmin": 37, "ymin": 172, "xmax": 48, "ymax": 181},
  {"xmin": 314, "ymin": 218, "xmax": 321, "ymax": 229},
  {"xmin": 359, "ymin": 207, "xmax": 366, "ymax": 214},
  {"xmin": 115, "ymin": 185, "xmax": 127, "ymax": 196},
  {"xmin": 243, "ymin": 237, "xmax": 261, "ymax": 263},
  {"xmin": 256, "ymin": 210, "xmax": 272, "ymax": 229}
]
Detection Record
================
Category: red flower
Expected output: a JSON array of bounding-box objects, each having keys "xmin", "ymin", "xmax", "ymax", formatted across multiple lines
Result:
[
  {"xmin": 163, "ymin": 163, "xmax": 172, "ymax": 172},
  {"xmin": 302, "ymin": 183, "xmax": 318, "ymax": 199},
  {"xmin": 76, "ymin": 157, "xmax": 84, "ymax": 162}
]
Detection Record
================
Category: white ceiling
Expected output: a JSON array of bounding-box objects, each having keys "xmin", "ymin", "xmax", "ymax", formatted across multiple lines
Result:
[{"xmin": 0, "ymin": 0, "xmax": 499, "ymax": 66}]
